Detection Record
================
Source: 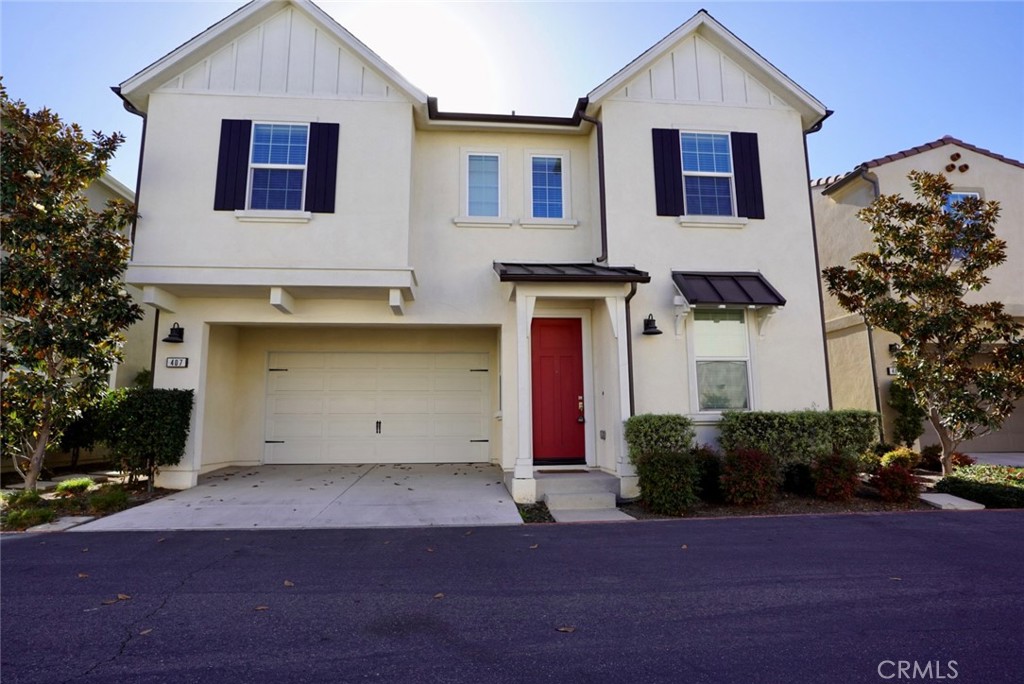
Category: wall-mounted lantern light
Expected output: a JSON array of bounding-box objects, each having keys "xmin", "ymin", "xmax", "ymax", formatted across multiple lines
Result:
[
  {"xmin": 642, "ymin": 314, "xmax": 663, "ymax": 336},
  {"xmin": 162, "ymin": 322, "xmax": 185, "ymax": 344}
]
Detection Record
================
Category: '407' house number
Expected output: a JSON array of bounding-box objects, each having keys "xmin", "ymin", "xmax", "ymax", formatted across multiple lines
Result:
[{"xmin": 166, "ymin": 357, "xmax": 189, "ymax": 368}]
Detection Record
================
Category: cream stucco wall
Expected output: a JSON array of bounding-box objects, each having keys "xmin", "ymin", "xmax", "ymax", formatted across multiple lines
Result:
[{"xmin": 815, "ymin": 142, "xmax": 1024, "ymax": 451}]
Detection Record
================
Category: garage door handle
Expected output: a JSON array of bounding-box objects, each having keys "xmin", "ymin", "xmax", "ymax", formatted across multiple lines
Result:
[
  {"xmin": 376, "ymin": 420, "xmax": 381, "ymax": 434},
  {"xmin": 265, "ymin": 440, "xmax": 285, "ymax": 444}
]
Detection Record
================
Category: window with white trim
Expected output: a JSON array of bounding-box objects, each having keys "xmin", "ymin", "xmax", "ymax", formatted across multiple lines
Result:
[
  {"xmin": 531, "ymin": 155, "xmax": 563, "ymax": 219},
  {"xmin": 249, "ymin": 123, "xmax": 308, "ymax": 211},
  {"xmin": 681, "ymin": 133, "xmax": 734, "ymax": 216},
  {"xmin": 467, "ymin": 153, "xmax": 500, "ymax": 217},
  {"xmin": 943, "ymin": 191, "xmax": 981, "ymax": 261},
  {"xmin": 693, "ymin": 309, "xmax": 750, "ymax": 411}
]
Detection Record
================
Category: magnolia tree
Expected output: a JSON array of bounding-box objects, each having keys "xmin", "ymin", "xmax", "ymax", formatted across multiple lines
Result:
[
  {"xmin": 1, "ymin": 84, "xmax": 143, "ymax": 489},
  {"xmin": 823, "ymin": 171, "xmax": 1024, "ymax": 475}
]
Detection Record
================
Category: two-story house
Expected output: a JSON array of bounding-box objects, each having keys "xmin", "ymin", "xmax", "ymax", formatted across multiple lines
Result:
[
  {"xmin": 814, "ymin": 136, "xmax": 1024, "ymax": 452},
  {"xmin": 117, "ymin": 0, "xmax": 831, "ymax": 502}
]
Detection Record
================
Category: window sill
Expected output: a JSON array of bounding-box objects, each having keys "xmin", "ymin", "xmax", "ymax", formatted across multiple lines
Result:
[
  {"xmin": 520, "ymin": 219, "xmax": 578, "ymax": 230},
  {"xmin": 235, "ymin": 210, "xmax": 312, "ymax": 224},
  {"xmin": 677, "ymin": 215, "xmax": 749, "ymax": 229},
  {"xmin": 453, "ymin": 216, "xmax": 514, "ymax": 229}
]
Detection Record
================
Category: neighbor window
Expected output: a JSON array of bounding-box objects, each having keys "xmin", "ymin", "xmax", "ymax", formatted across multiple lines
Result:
[
  {"xmin": 681, "ymin": 133, "xmax": 733, "ymax": 216},
  {"xmin": 467, "ymin": 153, "xmax": 500, "ymax": 217},
  {"xmin": 944, "ymin": 191, "xmax": 980, "ymax": 260},
  {"xmin": 249, "ymin": 123, "xmax": 308, "ymax": 211},
  {"xmin": 531, "ymin": 156, "xmax": 563, "ymax": 219},
  {"xmin": 693, "ymin": 309, "xmax": 750, "ymax": 411}
]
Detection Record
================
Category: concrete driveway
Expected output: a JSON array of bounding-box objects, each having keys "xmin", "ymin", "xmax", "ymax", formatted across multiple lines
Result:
[{"xmin": 72, "ymin": 463, "xmax": 522, "ymax": 531}]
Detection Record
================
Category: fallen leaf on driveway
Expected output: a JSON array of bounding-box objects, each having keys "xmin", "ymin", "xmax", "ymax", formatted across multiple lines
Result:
[
  {"xmin": 556, "ymin": 626, "xmax": 576, "ymax": 633},
  {"xmin": 433, "ymin": 593, "xmax": 445, "ymax": 600},
  {"xmin": 157, "ymin": 538, "xmax": 166, "ymax": 543},
  {"xmin": 77, "ymin": 573, "xmax": 89, "ymax": 579},
  {"xmin": 117, "ymin": 594, "xmax": 131, "ymax": 601},
  {"xmin": 681, "ymin": 545, "xmax": 688, "ymax": 550},
  {"xmin": 529, "ymin": 544, "xmax": 539, "ymax": 550},
  {"xmin": 889, "ymin": 577, "xmax": 902, "ymax": 581},
  {"xmin": 426, "ymin": 547, "xmax": 435, "ymax": 553},
  {"xmin": 81, "ymin": 548, "xmax": 89, "ymax": 553},
  {"xmin": 464, "ymin": 530, "xmax": 473, "ymax": 536},
  {"xmin": 101, "ymin": 599, "xmax": 118, "ymax": 606},
  {"xmin": 284, "ymin": 580, "xmax": 295, "ymax": 587},
  {"xmin": 255, "ymin": 606, "xmax": 270, "ymax": 611},
  {"xmin": 139, "ymin": 629, "xmax": 153, "ymax": 636}
]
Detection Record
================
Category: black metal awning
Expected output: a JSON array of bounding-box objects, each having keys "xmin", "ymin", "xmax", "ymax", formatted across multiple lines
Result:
[
  {"xmin": 494, "ymin": 262, "xmax": 650, "ymax": 283},
  {"xmin": 671, "ymin": 271, "xmax": 786, "ymax": 307}
]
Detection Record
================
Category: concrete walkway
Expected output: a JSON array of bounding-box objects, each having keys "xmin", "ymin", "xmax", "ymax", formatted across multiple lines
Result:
[{"xmin": 72, "ymin": 463, "xmax": 522, "ymax": 531}]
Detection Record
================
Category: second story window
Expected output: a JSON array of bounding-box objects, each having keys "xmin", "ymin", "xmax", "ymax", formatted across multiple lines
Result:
[
  {"xmin": 249, "ymin": 123, "xmax": 309, "ymax": 211},
  {"xmin": 681, "ymin": 132, "xmax": 733, "ymax": 216},
  {"xmin": 531, "ymin": 156, "xmax": 563, "ymax": 219},
  {"xmin": 468, "ymin": 154, "xmax": 500, "ymax": 217},
  {"xmin": 944, "ymin": 190, "xmax": 981, "ymax": 261}
]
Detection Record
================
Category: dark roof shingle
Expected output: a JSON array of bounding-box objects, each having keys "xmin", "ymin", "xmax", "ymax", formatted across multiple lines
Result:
[{"xmin": 671, "ymin": 271, "xmax": 786, "ymax": 306}]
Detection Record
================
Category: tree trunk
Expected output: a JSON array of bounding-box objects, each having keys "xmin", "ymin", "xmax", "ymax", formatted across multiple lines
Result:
[
  {"xmin": 24, "ymin": 423, "xmax": 51, "ymax": 491},
  {"xmin": 928, "ymin": 409, "xmax": 957, "ymax": 476}
]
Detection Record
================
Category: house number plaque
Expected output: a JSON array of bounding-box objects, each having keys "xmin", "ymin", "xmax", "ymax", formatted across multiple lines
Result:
[{"xmin": 166, "ymin": 357, "xmax": 189, "ymax": 368}]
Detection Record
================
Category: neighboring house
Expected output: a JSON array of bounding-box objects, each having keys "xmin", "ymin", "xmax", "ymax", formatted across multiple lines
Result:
[
  {"xmin": 116, "ymin": 0, "xmax": 831, "ymax": 501},
  {"xmin": 82, "ymin": 175, "xmax": 156, "ymax": 390},
  {"xmin": 813, "ymin": 136, "xmax": 1024, "ymax": 452}
]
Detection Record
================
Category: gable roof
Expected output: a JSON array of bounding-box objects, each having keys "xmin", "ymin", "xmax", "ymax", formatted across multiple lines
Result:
[
  {"xmin": 117, "ymin": 0, "xmax": 427, "ymax": 113},
  {"xmin": 815, "ymin": 135, "xmax": 1024, "ymax": 194},
  {"xmin": 587, "ymin": 9, "xmax": 827, "ymax": 130}
]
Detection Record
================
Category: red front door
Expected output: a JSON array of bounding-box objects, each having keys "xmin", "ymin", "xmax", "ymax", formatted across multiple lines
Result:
[{"xmin": 531, "ymin": 318, "xmax": 585, "ymax": 463}]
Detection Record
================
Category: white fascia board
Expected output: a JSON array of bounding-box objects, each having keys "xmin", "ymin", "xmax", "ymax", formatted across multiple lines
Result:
[
  {"xmin": 586, "ymin": 10, "xmax": 827, "ymax": 128},
  {"xmin": 119, "ymin": 0, "xmax": 427, "ymax": 112},
  {"xmin": 95, "ymin": 174, "xmax": 135, "ymax": 202}
]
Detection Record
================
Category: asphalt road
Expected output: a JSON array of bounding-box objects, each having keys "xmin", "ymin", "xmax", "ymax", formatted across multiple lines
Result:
[{"xmin": 2, "ymin": 511, "xmax": 1022, "ymax": 684}]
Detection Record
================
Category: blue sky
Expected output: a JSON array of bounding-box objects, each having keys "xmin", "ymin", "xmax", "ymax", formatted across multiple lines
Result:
[{"xmin": 2, "ymin": 1, "xmax": 1022, "ymax": 187}]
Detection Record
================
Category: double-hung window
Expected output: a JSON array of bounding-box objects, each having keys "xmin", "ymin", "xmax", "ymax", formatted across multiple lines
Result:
[
  {"xmin": 467, "ymin": 154, "xmax": 500, "ymax": 217},
  {"xmin": 693, "ymin": 309, "xmax": 750, "ymax": 411},
  {"xmin": 249, "ymin": 123, "xmax": 308, "ymax": 211},
  {"xmin": 213, "ymin": 119, "xmax": 339, "ymax": 215},
  {"xmin": 681, "ymin": 133, "xmax": 733, "ymax": 216},
  {"xmin": 531, "ymin": 155, "xmax": 563, "ymax": 219},
  {"xmin": 944, "ymin": 191, "xmax": 981, "ymax": 261}
]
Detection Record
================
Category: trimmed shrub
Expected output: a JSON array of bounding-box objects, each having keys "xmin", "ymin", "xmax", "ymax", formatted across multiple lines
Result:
[
  {"xmin": 635, "ymin": 450, "xmax": 700, "ymax": 515},
  {"xmin": 880, "ymin": 447, "xmax": 920, "ymax": 470},
  {"xmin": 89, "ymin": 486, "xmax": 131, "ymax": 514},
  {"xmin": 873, "ymin": 442, "xmax": 898, "ymax": 457},
  {"xmin": 692, "ymin": 444, "xmax": 723, "ymax": 503},
  {"xmin": 54, "ymin": 477, "xmax": 94, "ymax": 496},
  {"xmin": 920, "ymin": 444, "xmax": 943, "ymax": 472},
  {"xmin": 813, "ymin": 453, "xmax": 860, "ymax": 502},
  {"xmin": 718, "ymin": 410, "xmax": 879, "ymax": 470},
  {"xmin": 3, "ymin": 489, "xmax": 43, "ymax": 511},
  {"xmin": 623, "ymin": 414, "xmax": 695, "ymax": 464},
  {"xmin": 720, "ymin": 449, "xmax": 778, "ymax": 506},
  {"xmin": 104, "ymin": 388, "xmax": 194, "ymax": 490},
  {"xmin": 935, "ymin": 465, "xmax": 1024, "ymax": 509},
  {"xmin": 858, "ymin": 450, "xmax": 883, "ymax": 475},
  {"xmin": 872, "ymin": 464, "xmax": 919, "ymax": 503},
  {"xmin": 888, "ymin": 381, "xmax": 926, "ymax": 447}
]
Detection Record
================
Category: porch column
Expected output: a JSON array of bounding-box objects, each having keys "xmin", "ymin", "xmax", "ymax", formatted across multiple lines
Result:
[{"xmin": 509, "ymin": 293, "xmax": 537, "ymax": 503}]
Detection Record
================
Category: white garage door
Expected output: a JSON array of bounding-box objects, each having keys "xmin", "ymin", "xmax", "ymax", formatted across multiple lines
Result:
[{"xmin": 265, "ymin": 352, "xmax": 490, "ymax": 464}]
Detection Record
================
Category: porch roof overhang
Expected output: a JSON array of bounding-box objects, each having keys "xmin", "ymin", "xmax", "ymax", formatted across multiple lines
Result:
[
  {"xmin": 671, "ymin": 271, "xmax": 786, "ymax": 308},
  {"xmin": 494, "ymin": 262, "xmax": 650, "ymax": 284}
]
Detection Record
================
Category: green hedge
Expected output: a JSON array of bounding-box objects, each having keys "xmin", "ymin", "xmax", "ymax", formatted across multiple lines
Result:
[
  {"xmin": 935, "ymin": 465, "xmax": 1024, "ymax": 509},
  {"xmin": 634, "ymin": 450, "xmax": 700, "ymax": 514},
  {"xmin": 718, "ymin": 410, "xmax": 880, "ymax": 469},
  {"xmin": 104, "ymin": 388, "xmax": 194, "ymax": 487},
  {"xmin": 623, "ymin": 414, "xmax": 695, "ymax": 464}
]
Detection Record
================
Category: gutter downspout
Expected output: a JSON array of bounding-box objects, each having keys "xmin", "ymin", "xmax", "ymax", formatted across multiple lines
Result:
[
  {"xmin": 802, "ymin": 109, "xmax": 834, "ymax": 409},
  {"xmin": 577, "ymin": 105, "xmax": 608, "ymax": 264},
  {"xmin": 624, "ymin": 282, "xmax": 638, "ymax": 416},
  {"xmin": 112, "ymin": 86, "xmax": 153, "ymax": 383}
]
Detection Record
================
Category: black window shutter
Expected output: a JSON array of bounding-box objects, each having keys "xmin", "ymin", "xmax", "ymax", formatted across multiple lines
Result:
[
  {"xmin": 213, "ymin": 119, "xmax": 251, "ymax": 211},
  {"xmin": 305, "ymin": 122, "xmax": 339, "ymax": 213},
  {"xmin": 652, "ymin": 128, "xmax": 685, "ymax": 216},
  {"xmin": 731, "ymin": 132, "xmax": 764, "ymax": 219}
]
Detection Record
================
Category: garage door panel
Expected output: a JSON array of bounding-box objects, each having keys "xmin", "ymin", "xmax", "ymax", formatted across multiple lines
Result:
[{"xmin": 266, "ymin": 352, "xmax": 490, "ymax": 465}]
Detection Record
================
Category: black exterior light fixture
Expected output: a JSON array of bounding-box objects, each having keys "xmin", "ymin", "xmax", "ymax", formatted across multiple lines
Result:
[
  {"xmin": 642, "ymin": 314, "xmax": 663, "ymax": 335},
  {"xmin": 162, "ymin": 323, "xmax": 185, "ymax": 344}
]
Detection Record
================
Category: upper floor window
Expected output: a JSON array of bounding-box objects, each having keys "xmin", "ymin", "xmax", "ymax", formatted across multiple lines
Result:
[
  {"xmin": 531, "ymin": 155, "xmax": 563, "ymax": 219},
  {"xmin": 213, "ymin": 119, "xmax": 339, "ymax": 215},
  {"xmin": 249, "ymin": 123, "xmax": 308, "ymax": 211},
  {"xmin": 944, "ymin": 191, "xmax": 980, "ymax": 261},
  {"xmin": 468, "ymin": 153, "xmax": 500, "ymax": 217},
  {"xmin": 681, "ymin": 133, "xmax": 733, "ymax": 216}
]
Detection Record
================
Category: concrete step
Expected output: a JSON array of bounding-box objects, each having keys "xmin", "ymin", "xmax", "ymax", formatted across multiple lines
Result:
[
  {"xmin": 535, "ymin": 471, "xmax": 619, "ymax": 498},
  {"xmin": 550, "ymin": 508, "xmax": 635, "ymax": 523},
  {"xmin": 919, "ymin": 493, "xmax": 985, "ymax": 510},
  {"xmin": 544, "ymin": 491, "xmax": 617, "ymax": 511}
]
